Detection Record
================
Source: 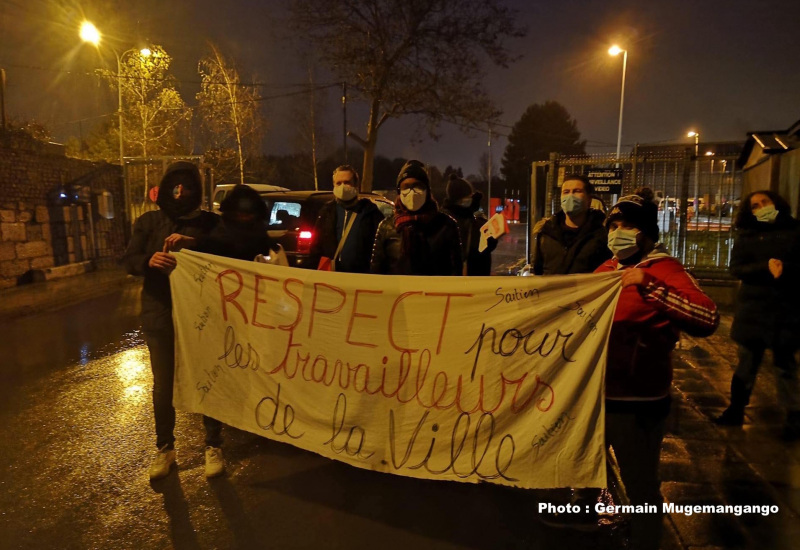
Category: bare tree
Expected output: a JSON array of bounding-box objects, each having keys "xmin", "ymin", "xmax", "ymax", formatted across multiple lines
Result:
[
  {"xmin": 290, "ymin": 0, "xmax": 525, "ymax": 191},
  {"xmin": 197, "ymin": 43, "xmax": 264, "ymax": 184},
  {"xmin": 99, "ymin": 45, "xmax": 192, "ymax": 196},
  {"xmin": 290, "ymin": 66, "xmax": 334, "ymax": 190}
]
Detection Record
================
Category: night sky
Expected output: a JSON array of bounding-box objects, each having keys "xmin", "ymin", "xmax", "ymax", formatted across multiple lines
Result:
[{"xmin": 2, "ymin": 0, "xmax": 799, "ymax": 178}]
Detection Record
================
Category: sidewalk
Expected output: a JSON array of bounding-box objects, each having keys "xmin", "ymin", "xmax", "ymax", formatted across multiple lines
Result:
[
  {"xmin": 0, "ymin": 266, "xmax": 140, "ymax": 322},
  {"xmin": 2, "ymin": 269, "xmax": 798, "ymax": 547},
  {"xmin": 662, "ymin": 315, "xmax": 800, "ymax": 549}
]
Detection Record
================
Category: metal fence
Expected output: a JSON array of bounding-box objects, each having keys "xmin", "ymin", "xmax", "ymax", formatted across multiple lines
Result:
[{"xmin": 532, "ymin": 149, "xmax": 742, "ymax": 276}]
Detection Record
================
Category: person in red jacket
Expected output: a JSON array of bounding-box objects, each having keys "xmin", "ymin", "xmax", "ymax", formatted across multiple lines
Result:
[{"xmin": 595, "ymin": 191, "xmax": 719, "ymax": 550}]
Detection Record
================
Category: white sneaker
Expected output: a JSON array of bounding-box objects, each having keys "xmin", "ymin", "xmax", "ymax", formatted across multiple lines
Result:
[
  {"xmin": 205, "ymin": 446, "xmax": 225, "ymax": 478},
  {"xmin": 149, "ymin": 446, "xmax": 176, "ymax": 480}
]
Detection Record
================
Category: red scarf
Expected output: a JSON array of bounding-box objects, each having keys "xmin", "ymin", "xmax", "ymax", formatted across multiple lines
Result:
[
  {"xmin": 394, "ymin": 196, "xmax": 438, "ymax": 228},
  {"xmin": 394, "ymin": 197, "xmax": 439, "ymax": 258}
]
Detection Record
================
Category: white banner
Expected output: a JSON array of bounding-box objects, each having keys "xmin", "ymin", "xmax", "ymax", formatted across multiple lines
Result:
[{"xmin": 171, "ymin": 250, "xmax": 622, "ymax": 489}]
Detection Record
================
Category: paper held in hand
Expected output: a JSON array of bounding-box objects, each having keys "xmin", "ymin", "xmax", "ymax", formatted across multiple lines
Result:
[{"xmin": 479, "ymin": 213, "xmax": 509, "ymax": 252}]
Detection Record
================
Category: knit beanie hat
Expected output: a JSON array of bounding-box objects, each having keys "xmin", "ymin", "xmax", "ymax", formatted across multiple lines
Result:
[
  {"xmin": 446, "ymin": 174, "xmax": 473, "ymax": 201},
  {"xmin": 606, "ymin": 193, "xmax": 659, "ymax": 241},
  {"xmin": 396, "ymin": 160, "xmax": 430, "ymax": 189}
]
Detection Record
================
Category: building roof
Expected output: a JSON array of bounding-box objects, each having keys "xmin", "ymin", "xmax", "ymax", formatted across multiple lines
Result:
[{"xmin": 738, "ymin": 120, "xmax": 800, "ymax": 168}]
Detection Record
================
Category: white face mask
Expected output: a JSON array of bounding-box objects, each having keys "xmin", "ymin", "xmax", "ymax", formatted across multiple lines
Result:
[
  {"xmin": 561, "ymin": 194, "xmax": 584, "ymax": 216},
  {"xmin": 401, "ymin": 189, "xmax": 427, "ymax": 211},
  {"xmin": 333, "ymin": 184, "xmax": 358, "ymax": 202},
  {"xmin": 755, "ymin": 204, "xmax": 778, "ymax": 223},
  {"xmin": 607, "ymin": 228, "xmax": 640, "ymax": 260}
]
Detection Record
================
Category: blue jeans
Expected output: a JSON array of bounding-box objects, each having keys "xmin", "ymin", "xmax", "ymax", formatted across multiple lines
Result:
[{"xmin": 145, "ymin": 328, "xmax": 223, "ymax": 450}]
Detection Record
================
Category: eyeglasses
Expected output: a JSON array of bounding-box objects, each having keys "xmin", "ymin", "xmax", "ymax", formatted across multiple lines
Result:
[{"xmin": 400, "ymin": 185, "xmax": 426, "ymax": 197}]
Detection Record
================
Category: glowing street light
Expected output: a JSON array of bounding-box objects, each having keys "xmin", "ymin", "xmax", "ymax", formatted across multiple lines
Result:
[
  {"xmin": 608, "ymin": 45, "xmax": 628, "ymax": 163},
  {"xmin": 79, "ymin": 21, "xmax": 100, "ymax": 45},
  {"xmin": 80, "ymin": 21, "xmax": 151, "ymax": 226},
  {"xmin": 687, "ymin": 131, "xmax": 700, "ymax": 222}
]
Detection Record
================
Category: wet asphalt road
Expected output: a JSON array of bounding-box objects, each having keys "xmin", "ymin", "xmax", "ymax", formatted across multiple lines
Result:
[{"xmin": 0, "ymin": 240, "xmax": 628, "ymax": 550}]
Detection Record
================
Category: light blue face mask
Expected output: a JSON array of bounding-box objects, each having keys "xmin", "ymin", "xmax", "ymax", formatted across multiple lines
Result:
[
  {"xmin": 755, "ymin": 204, "xmax": 778, "ymax": 223},
  {"xmin": 607, "ymin": 228, "xmax": 640, "ymax": 260},
  {"xmin": 561, "ymin": 194, "xmax": 584, "ymax": 216}
]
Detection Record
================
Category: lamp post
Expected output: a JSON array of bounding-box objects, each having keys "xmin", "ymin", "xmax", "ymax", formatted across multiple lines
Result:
[
  {"xmin": 687, "ymin": 131, "xmax": 700, "ymax": 225},
  {"xmin": 608, "ymin": 46, "xmax": 628, "ymax": 164},
  {"xmin": 80, "ymin": 21, "xmax": 150, "ymax": 228}
]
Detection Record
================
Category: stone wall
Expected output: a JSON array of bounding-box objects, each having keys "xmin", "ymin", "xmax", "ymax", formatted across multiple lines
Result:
[{"xmin": 0, "ymin": 130, "xmax": 127, "ymax": 289}]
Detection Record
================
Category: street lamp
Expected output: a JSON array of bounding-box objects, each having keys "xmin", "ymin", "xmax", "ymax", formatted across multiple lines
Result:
[
  {"xmin": 608, "ymin": 45, "xmax": 628, "ymax": 163},
  {"xmin": 80, "ymin": 21, "xmax": 150, "ymax": 227},
  {"xmin": 687, "ymin": 131, "xmax": 700, "ymax": 224}
]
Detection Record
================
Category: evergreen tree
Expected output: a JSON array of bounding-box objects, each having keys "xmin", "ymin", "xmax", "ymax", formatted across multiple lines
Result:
[{"xmin": 500, "ymin": 101, "xmax": 586, "ymax": 199}]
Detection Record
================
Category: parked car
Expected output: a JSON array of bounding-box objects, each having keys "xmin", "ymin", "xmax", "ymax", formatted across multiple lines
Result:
[
  {"xmin": 212, "ymin": 183, "xmax": 289, "ymax": 212},
  {"xmin": 259, "ymin": 190, "xmax": 394, "ymax": 268},
  {"xmin": 658, "ymin": 197, "xmax": 679, "ymax": 214}
]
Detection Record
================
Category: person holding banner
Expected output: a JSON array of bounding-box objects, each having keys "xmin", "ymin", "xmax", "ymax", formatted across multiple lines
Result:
[
  {"xmin": 440, "ymin": 174, "xmax": 496, "ymax": 275},
  {"xmin": 190, "ymin": 183, "xmax": 276, "ymax": 262},
  {"xmin": 596, "ymin": 191, "xmax": 719, "ymax": 550},
  {"xmin": 533, "ymin": 174, "xmax": 610, "ymax": 275},
  {"xmin": 312, "ymin": 165, "xmax": 384, "ymax": 272},
  {"xmin": 121, "ymin": 161, "xmax": 226, "ymax": 481},
  {"xmin": 370, "ymin": 160, "xmax": 462, "ymax": 275}
]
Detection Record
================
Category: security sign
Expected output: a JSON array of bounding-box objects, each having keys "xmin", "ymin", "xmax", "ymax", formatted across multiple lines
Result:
[{"xmin": 587, "ymin": 169, "xmax": 623, "ymax": 194}]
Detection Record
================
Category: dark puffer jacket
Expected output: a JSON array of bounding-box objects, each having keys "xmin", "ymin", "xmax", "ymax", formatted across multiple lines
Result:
[
  {"xmin": 730, "ymin": 217, "xmax": 800, "ymax": 348},
  {"xmin": 121, "ymin": 163, "xmax": 219, "ymax": 331},
  {"xmin": 311, "ymin": 198, "xmax": 384, "ymax": 273},
  {"xmin": 533, "ymin": 209, "xmax": 611, "ymax": 275},
  {"xmin": 370, "ymin": 212, "xmax": 462, "ymax": 275}
]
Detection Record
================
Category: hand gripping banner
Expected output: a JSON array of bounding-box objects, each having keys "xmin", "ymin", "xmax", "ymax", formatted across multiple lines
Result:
[{"xmin": 171, "ymin": 250, "xmax": 622, "ymax": 489}]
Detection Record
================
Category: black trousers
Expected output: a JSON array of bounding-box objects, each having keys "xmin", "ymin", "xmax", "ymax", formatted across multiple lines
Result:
[
  {"xmin": 144, "ymin": 327, "xmax": 223, "ymax": 450},
  {"xmin": 606, "ymin": 398, "xmax": 670, "ymax": 550}
]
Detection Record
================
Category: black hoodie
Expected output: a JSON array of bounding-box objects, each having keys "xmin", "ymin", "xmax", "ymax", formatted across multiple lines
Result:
[
  {"xmin": 198, "ymin": 184, "xmax": 276, "ymax": 261},
  {"xmin": 121, "ymin": 162, "xmax": 219, "ymax": 331}
]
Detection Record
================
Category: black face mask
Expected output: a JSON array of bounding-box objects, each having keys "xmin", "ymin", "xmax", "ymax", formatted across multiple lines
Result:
[{"xmin": 157, "ymin": 174, "xmax": 202, "ymax": 219}]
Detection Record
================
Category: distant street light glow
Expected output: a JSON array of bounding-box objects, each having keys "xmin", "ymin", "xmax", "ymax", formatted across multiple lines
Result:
[
  {"xmin": 608, "ymin": 45, "xmax": 623, "ymax": 56},
  {"xmin": 140, "ymin": 48, "xmax": 152, "ymax": 57}
]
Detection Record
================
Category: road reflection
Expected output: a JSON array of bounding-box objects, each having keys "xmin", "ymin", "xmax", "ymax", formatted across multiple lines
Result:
[{"xmin": 117, "ymin": 346, "xmax": 149, "ymax": 402}]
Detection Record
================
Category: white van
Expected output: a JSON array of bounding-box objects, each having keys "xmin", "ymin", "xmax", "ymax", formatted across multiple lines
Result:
[{"xmin": 212, "ymin": 183, "xmax": 289, "ymax": 212}]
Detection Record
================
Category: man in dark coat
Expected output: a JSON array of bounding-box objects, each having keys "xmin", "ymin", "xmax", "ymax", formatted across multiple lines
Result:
[
  {"xmin": 440, "ymin": 174, "xmax": 496, "ymax": 275},
  {"xmin": 311, "ymin": 165, "xmax": 384, "ymax": 273},
  {"xmin": 532, "ymin": 174, "xmax": 610, "ymax": 275},
  {"xmin": 121, "ymin": 161, "xmax": 226, "ymax": 480},
  {"xmin": 370, "ymin": 160, "xmax": 462, "ymax": 275}
]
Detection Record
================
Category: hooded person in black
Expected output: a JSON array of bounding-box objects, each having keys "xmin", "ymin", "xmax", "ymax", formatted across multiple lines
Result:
[
  {"xmin": 121, "ymin": 161, "xmax": 226, "ymax": 480},
  {"xmin": 440, "ymin": 174, "xmax": 496, "ymax": 275},
  {"xmin": 195, "ymin": 184, "xmax": 275, "ymax": 261}
]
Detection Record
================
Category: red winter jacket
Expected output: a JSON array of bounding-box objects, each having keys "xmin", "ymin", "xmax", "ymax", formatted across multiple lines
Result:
[{"xmin": 595, "ymin": 247, "xmax": 719, "ymax": 401}]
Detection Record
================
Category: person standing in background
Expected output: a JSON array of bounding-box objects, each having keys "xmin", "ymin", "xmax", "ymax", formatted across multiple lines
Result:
[{"xmin": 715, "ymin": 190, "xmax": 800, "ymax": 439}]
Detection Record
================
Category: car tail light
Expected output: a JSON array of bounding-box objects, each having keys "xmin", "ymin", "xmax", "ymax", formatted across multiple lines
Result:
[{"xmin": 297, "ymin": 230, "xmax": 314, "ymax": 254}]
